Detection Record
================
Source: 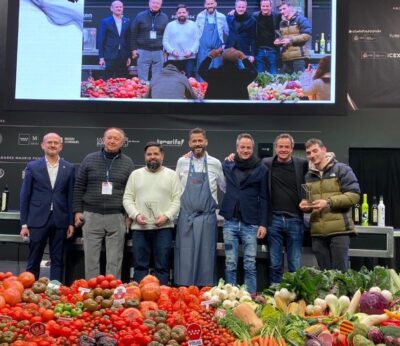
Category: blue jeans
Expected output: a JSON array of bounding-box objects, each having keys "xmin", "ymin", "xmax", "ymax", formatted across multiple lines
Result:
[
  {"xmin": 136, "ymin": 49, "xmax": 164, "ymax": 82},
  {"xmin": 223, "ymin": 220, "xmax": 258, "ymax": 294},
  {"xmin": 267, "ymin": 214, "xmax": 304, "ymax": 284},
  {"xmin": 255, "ymin": 47, "xmax": 279, "ymax": 74},
  {"xmin": 132, "ymin": 228, "xmax": 173, "ymax": 285}
]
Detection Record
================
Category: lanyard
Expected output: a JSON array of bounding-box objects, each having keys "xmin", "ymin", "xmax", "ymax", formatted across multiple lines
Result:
[
  {"xmin": 103, "ymin": 153, "xmax": 119, "ymax": 182},
  {"xmin": 148, "ymin": 10, "xmax": 159, "ymax": 31},
  {"xmin": 189, "ymin": 155, "xmax": 207, "ymax": 174}
]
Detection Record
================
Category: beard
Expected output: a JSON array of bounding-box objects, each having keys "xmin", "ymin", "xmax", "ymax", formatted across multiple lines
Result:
[
  {"xmin": 146, "ymin": 160, "xmax": 161, "ymax": 172},
  {"xmin": 192, "ymin": 146, "xmax": 206, "ymax": 158},
  {"xmin": 178, "ymin": 16, "xmax": 187, "ymax": 23}
]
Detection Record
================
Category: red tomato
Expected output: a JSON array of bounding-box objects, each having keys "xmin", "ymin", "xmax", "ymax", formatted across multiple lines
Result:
[
  {"xmin": 105, "ymin": 274, "xmax": 115, "ymax": 282},
  {"xmin": 100, "ymin": 280, "xmax": 110, "ymax": 289},
  {"xmin": 87, "ymin": 278, "xmax": 97, "ymax": 288},
  {"xmin": 96, "ymin": 275, "xmax": 106, "ymax": 284},
  {"xmin": 41, "ymin": 309, "xmax": 55, "ymax": 321},
  {"xmin": 109, "ymin": 280, "xmax": 119, "ymax": 288}
]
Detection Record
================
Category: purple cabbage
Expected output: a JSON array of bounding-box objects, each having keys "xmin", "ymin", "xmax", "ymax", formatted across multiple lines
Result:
[{"xmin": 359, "ymin": 292, "xmax": 390, "ymax": 315}]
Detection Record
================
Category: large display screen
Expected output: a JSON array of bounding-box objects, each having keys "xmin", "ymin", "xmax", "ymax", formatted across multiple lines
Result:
[{"xmin": 5, "ymin": 0, "xmax": 348, "ymax": 115}]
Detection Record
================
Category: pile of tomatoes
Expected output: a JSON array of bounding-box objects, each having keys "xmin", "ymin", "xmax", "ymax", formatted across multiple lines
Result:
[{"xmin": 0, "ymin": 271, "xmax": 235, "ymax": 346}]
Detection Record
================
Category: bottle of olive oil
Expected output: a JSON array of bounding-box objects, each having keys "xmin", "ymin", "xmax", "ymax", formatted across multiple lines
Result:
[{"xmin": 361, "ymin": 193, "xmax": 369, "ymax": 226}]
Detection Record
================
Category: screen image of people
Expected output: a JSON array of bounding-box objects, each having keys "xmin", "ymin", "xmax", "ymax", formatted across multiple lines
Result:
[{"xmin": 15, "ymin": 0, "xmax": 335, "ymax": 103}]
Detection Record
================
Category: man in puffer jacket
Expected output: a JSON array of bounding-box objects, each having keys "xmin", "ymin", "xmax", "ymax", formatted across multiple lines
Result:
[
  {"xmin": 274, "ymin": 0, "xmax": 312, "ymax": 73},
  {"xmin": 299, "ymin": 138, "xmax": 360, "ymax": 271}
]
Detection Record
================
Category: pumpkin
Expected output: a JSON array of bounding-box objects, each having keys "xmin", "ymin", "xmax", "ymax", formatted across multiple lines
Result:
[
  {"xmin": 17, "ymin": 271, "xmax": 36, "ymax": 288},
  {"xmin": 125, "ymin": 285, "xmax": 142, "ymax": 300},
  {"xmin": 3, "ymin": 278, "xmax": 24, "ymax": 294},
  {"xmin": 139, "ymin": 274, "xmax": 160, "ymax": 289},
  {"xmin": 141, "ymin": 282, "xmax": 161, "ymax": 302},
  {"xmin": 120, "ymin": 307, "xmax": 143, "ymax": 321},
  {"xmin": 2, "ymin": 287, "xmax": 22, "ymax": 306}
]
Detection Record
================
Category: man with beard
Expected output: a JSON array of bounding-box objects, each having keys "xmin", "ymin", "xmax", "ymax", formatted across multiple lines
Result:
[
  {"xmin": 253, "ymin": 0, "xmax": 281, "ymax": 74},
  {"xmin": 130, "ymin": 0, "xmax": 169, "ymax": 81},
  {"xmin": 195, "ymin": 0, "xmax": 229, "ymax": 77},
  {"xmin": 123, "ymin": 142, "xmax": 181, "ymax": 284},
  {"xmin": 220, "ymin": 133, "xmax": 268, "ymax": 294},
  {"xmin": 74, "ymin": 128, "xmax": 134, "ymax": 280},
  {"xmin": 98, "ymin": 1, "xmax": 131, "ymax": 79},
  {"xmin": 163, "ymin": 4, "xmax": 200, "ymax": 78},
  {"xmin": 225, "ymin": 0, "xmax": 256, "ymax": 63},
  {"xmin": 174, "ymin": 128, "xmax": 226, "ymax": 286}
]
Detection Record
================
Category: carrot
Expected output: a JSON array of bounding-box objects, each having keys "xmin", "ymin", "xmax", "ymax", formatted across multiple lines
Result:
[
  {"xmin": 261, "ymin": 336, "xmax": 270, "ymax": 346},
  {"xmin": 268, "ymin": 336, "xmax": 278, "ymax": 346},
  {"xmin": 251, "ymin": 336, "xmax": 261, "ymax": 344},
  {"xmin": 277, "ymin": 337, "xmax": 287, "ymax": 346}
]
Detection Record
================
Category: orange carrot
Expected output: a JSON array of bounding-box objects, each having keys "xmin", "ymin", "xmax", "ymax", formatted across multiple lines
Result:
[
  {"xmin": 269, "ymin": 336, "xmax": 278, "ymax": 346},
  {"xmin": 277, "ymin": 337, "xmax": 287, "ymax": 346},
  {"xmin": 262, "ymin": 336, "xmax": 270, "ymax": 346}
]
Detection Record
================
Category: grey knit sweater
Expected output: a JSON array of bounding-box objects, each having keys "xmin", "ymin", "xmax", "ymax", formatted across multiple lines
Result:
[{"xmin": 73, "ymin": 150, "xmax": 134, "ymax": 215}]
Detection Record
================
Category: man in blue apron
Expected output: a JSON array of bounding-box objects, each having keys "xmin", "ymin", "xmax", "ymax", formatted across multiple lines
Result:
[
  {"xmin": 195, "ymin": 0, "xmax": 229, "ymax": 80},
  {"xmin": 175, "ymin": 128, "xmax": 226, "ymax": 286}
]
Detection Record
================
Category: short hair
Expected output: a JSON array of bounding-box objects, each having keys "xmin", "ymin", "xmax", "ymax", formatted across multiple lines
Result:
[
  {"xmin": 236, "ymin": 0, "xmax": 247, "ymax": 4},
  {"xmin": 274, "ymin": 133, "xmax": 294, "ymax": 148},
  {"xmin": 144, "ymin": 141, "xmax": 164, "ymax": 153},
  {"xmin": 104, "ymin": 127, "xmax": 125, "ymax": 138},
  {"xmin": 314, "ymin": 55, "xmax": 331, "ymax": 80},
  {"xmin": 42, "ymin": 132, "xmax": 62, "ymax": 143},
  {"xmin": 305, "ymin": 138, "xmax": 325, "ymax": 149},
  {"xmin": 278, "ymin": 0, "xmax": 292, "ymax": 8},
  {"xmin": 260, "ymin": 0, "xmax": 272, "ymax": 6},
  {"xmin": 236, "ymin": 133, "xmax": 255, "ymax": 147},
  {"xmin": 176, "ymin": 4, "xmax": 187, "ymax": 11},
  {"xmin": 189, "ymin": 127, "xmax": 207, "ymax": 139}
]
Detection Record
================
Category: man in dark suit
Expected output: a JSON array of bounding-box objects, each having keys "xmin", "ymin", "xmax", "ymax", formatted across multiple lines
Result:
[
  {"xmin": 262, "ymin": 133, "xmax": 308, "ymax": 284},
  {"xmin": 219, "ymin": 133, "xmax": 268, "ymax": 294},
  {"xmin": 20, "ymin": 133, "xmax": 75, "ymax": 282},
  {"xmin": 98, "ymin": 1, "xmax": 131, "ymax": 79}
]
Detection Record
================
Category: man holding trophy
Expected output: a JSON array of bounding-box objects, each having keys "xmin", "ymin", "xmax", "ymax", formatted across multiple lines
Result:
[{"xmin": 123, "ymin": 142, "xmax": 181, "ymax": 284}]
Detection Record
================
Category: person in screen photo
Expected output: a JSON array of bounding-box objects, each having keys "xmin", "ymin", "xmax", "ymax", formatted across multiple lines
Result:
[
  {"xmin": 253, "ymin": 0, "xmax": 281, "ymax": 74},
  {"xmin": 195, "ymin": 0, "xmax": 229, "ymax": 79},
  {"xmin": 163, "ymin": 4, "xmax": 200, "ymax": 78},
  {"xmin": 300, "ymin": 56, "xmax": 331, "ymax": 100},
  {"xmin": 198, "ymin": 47, "xmax": 257, "ymax": 100},
  {"xmin": 97, "ymin": 1, "xmax": 131, "ymax": 79},
  {"xmin": 274, "ymin": 0, "xmax": 311, "ymax": 74},
  {"xmin": 130, "ymin": 0, "xmax": 169, "ymax": 82},
  {"xmin": 145, "ymin": 62, "xmax": 198, "ymax": 99},
  {"xmin": 225, "ymin": 0, "xmax": 256, "ymax": 63}
]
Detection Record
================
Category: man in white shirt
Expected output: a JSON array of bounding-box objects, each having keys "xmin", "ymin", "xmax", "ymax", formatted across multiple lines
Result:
[
  {"xmin": 123, "ymin": 142, "xmax": 181, "ymax": 285},
  {"xmin": 20, "ymin": 133, "xmax": 75, "ymax": 281},
  {"xmin": 175, "ymin": 128, "xmax": 226, "ymax": 286},
  {"xmin": 163, "ymin": 4, "xmax": 200, "ymax": 78}
]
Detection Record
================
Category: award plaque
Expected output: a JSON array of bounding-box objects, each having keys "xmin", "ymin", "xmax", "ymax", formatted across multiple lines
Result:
[
  {"xmin": 144, "ymin": 201, "xmax": 157, "ymax": 224},
  {"xmin": 301, "ymin": 184, "xmax": 313, "ymax": 206}
]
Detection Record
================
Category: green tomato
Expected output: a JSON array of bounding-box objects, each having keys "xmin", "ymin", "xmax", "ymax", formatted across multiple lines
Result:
[
  {"xmin": 61, "ymin": 311, "xmax": 72, "ymax": 317},
  {"xmin": 63, "ymin": 303, "xmax": 73, "ymax": 312},
  {"xmin": 75, "ymin": 301, "xmax": 84, "ymax": 309},
  {"xmin": 71, "ymin": 308, "xmax": 82, "ymax": 317},
  {"xmin": 54, "ymin": 306, "xmax": 63, "ymax": 314}
]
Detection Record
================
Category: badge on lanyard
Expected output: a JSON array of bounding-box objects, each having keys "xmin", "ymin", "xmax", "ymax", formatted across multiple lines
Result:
[
  {"xmin": 150, "ymin": 30, "xmax": 157, "ymax": 39},
  {"xmin": 102, "ymin": 181, "xmax": 113, "ymax": 195}
]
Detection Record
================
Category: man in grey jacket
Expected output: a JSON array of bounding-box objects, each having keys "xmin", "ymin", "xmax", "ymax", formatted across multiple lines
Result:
[{"xmin": 73, "ymin": 127, "xmax": 134, "ymax": 279}]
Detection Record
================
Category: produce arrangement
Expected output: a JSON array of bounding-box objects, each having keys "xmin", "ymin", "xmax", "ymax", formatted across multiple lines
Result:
[{"xmin": 2, "ymin": 266, "xmax": 400, "ymax": 345}]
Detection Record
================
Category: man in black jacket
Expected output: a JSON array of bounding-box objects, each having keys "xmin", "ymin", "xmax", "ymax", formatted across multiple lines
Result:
[
  {"xmin": 73, "ymin": 127, "xmax": 134, "ymax": 279},
  {"xmin": 262, "ymin": 133, "xmax": 308, "ymax": 284}
]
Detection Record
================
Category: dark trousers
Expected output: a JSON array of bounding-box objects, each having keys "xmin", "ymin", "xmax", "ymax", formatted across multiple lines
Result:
[
  {"xmin": 311, "ymin": 235, "xmax": 350, "ymax": 271},
  {"xmin": 105, "ymin": 50, "xmax": 128, "ymax": 79},
  {"xmin": 168, "ymin": 59, "xmax": 196, "ymax": 78},
  {"xmin": 132, "ymin": 228, "xmax": 173, "ymax": 285},
  {"xmin": 27, "ymin": 213, "xmax": 67, "ymax": 281}
]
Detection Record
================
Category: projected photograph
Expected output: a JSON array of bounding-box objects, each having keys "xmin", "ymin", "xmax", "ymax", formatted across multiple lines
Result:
[{"xmin": 15, "ymin": 0, "xmax": 336, "ymax": 104}]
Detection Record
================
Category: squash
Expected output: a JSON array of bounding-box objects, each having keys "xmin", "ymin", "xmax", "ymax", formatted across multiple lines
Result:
[{"xmin": 232, "ymin": 303, "xmax": 263, "ymax": 335}]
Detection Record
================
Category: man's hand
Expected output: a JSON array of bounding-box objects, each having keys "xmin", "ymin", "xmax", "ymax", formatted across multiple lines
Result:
[
  {"xmin": 132, "ymin": 50, "xmax": 138, "ymax": 59},
  {"xmin": 257, "ymin": 226, "xmax": 267, "ymax": 239},
  {"xmin": 248, "ymin": 56, "xmax": 255, "ymax": 63},
  {"xmin": 136, "ymin": 214, "xmax": 147, "ymax": 225},
  {"xmin": 311, "ymin": 199, "xmax": 329, "ymax": 212},
  {"xmin": 74, "ymin": 212, "xmax": 84, "ymax": 227},
  {"xmin": 184, "ymin": 51, "xmax": 192, "ymax": 58},
  {"xmin": 274, "ymin": 38, "xmax": 283, "ymax": 46},
  {"xmin": 155, "ymin": 215, "xmax": 169, "ymax": 227},
  {"xmin": 299, "ymin": 199, "xmax": 313, "ymax": 212},
  {"xmin": 172, "ymin": 50, "xmax": 180, "ymax": 58},
  {"xmin": 125, "ymin": 216, "xmax": 133, "ymax": 230},
  {"xmin": 237, "ymin": 51, "xmax": 246, "ymax": 60},
  {"xmin": 209, "ymin": 48, "xmax": 223, "ymax": 58},
  {"xmin": 280, "ymin": 38, "xmax": 291, "ymax": 47},
  {"xmin": 67, "ymin": 225, "xmax": 74, "ymax": 239},
  {"xmin": 225, "ymin": 153, "xmax": 235, "ymax": 161},
  {"xmin": 20, "ymin": 227, "xmax": 29, "ymax": 238},
  {"xmin": 99, "ymin": 58, "xmax": 105, "ymax": 66}
]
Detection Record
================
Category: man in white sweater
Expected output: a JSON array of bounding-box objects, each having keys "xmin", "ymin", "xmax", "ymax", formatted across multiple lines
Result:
[
  {"xmin": 163, "ymin": 4, "xmax": 200, "ymax": 78},
  {"xmin": 123, "ymin": 142, "xmax": 181, "ymax": 284}
]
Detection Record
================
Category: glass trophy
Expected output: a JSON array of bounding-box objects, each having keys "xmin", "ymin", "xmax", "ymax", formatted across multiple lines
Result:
[
  {"xmin": 301, "ymin": 184, "xmax": 313, "ymax": 207},
  {"xmin": 144, "ymin": 201, "xmax": 157, "ymax": 224}
]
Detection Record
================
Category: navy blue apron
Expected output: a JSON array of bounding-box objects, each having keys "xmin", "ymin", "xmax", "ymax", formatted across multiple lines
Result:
[{"xmin": 174, "ymin": 156, "xmax": 218, "ymax": 286}]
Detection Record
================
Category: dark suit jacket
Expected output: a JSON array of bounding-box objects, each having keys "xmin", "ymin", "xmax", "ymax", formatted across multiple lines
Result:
[
  {"xmin": 98, "ymin": 15, "xmax": 131, "ymax": 60},
  {"xmin": 20, "ymin": 157, "xmax": 75, "ymax": 228},
  {"xmin": 220, "ymin": 160, "xmax": 268, "ymax": 227},
  {"xmin": 262, "ymin": 155, "xmax": 308, "ymax": 225},
  {"xmin": 225, "ymin": 13, "xmax": 257, "ymax": 56}
]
